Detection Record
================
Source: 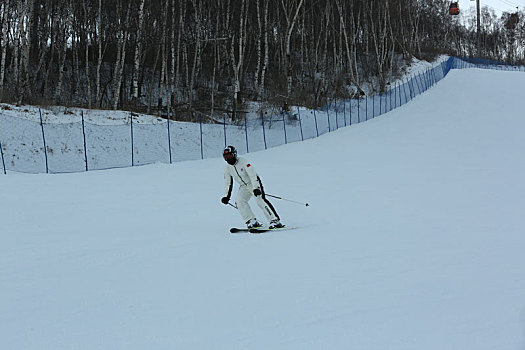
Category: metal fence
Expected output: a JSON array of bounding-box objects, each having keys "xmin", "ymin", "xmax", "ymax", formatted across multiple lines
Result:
[{"xmin": 0, "ymin": 56, "xmax": 523, "ymax": 174}]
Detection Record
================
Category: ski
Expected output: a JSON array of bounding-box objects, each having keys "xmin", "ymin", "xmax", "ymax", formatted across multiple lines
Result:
[
  {"xmin": 249, "ymin": 226, "xmax": 294, "ymax": 234},
  {"xmin": 230, "ymin": 227, "xmax": 250, "ymax": 233},
  {"xmin": 231, "ymin": 226, "xmax": 295, "ymax": 234}
]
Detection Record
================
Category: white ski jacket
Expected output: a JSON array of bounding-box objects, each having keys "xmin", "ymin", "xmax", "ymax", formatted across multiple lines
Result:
[{"xmin": 224, "ymin": 157, "xmax": 261, "ymax": 197}]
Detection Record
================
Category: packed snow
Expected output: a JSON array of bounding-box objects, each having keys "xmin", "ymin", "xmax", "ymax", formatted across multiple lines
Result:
[{"xmin": 1, "ymin": 68, "xmax": 525, "ymax": 349}]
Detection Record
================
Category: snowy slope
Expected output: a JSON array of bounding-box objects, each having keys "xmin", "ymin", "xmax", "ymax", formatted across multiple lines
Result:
[{"xmin": 1, "ymin": 68, "xmax": 525, "ymax": 349}]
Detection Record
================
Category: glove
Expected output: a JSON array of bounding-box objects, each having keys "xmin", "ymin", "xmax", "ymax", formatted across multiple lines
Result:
[
  {"xmin": 253, "ymin": 189, "xmax": 262, "ymax": 197},
  {"xmin": 221, "ymin": 197, "xmax": 230, "ymax": 204}
]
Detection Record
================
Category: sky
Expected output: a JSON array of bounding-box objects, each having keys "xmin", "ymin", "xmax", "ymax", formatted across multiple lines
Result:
[
  {"xmin": 461, "ymin": 0, "xmax": 524, "ymax": 15},
  {"xmin": 1, "ymin": 64, "xmax": 524, "ymax": 349}
]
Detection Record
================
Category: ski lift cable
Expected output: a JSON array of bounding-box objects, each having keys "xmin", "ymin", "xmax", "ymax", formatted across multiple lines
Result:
[
  {"xmin": 475, "ymin": 1, "xmax": 515, "ymax": 14},
  {"xmin": 470, "ymin": 2, "xmax": 506, "ymax": 13},
  {"xmin": 494, "ymin": 0, "xmax": 520, "ymax": 9}
]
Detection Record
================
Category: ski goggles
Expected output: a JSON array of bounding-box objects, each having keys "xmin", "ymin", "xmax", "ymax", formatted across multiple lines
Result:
[{"xmin": 223, "ymin": 151, "xmax": 235, "ymax": 160}]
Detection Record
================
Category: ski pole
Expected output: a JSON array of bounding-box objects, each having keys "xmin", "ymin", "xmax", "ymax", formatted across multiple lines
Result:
[
  {"xmin": 265, "ymin": 194, "xmax": 309, "ymax": 207},
  {"xmin": 228, "ymin": 202, "xmax": 238, "ymax": 209}
]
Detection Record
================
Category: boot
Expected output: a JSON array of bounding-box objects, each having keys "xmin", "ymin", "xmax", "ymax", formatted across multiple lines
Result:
[
  {"xmin": 246, "ymin": 219, "xmax": 263, "ymax": 229},
  {"xmin": 269, "ymin": 219, "xmax": 284, "ymax": 229}
]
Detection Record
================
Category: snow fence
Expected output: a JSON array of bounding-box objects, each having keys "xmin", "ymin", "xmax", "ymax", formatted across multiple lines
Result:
[{"xmin": 1, "ymin": 56, "xmax": 524, "ymax": 174}]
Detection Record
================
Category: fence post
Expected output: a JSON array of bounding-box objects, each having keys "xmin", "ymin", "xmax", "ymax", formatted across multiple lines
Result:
[
  {"xmin": 334, "ymin": 97, "xmax": 339, "ymax": 129},
  {"xmin": 167, "ymin": 110, "xmax": 172, "ymax": 164},
  {"xmin": 282, "ymin": 111, "xmax": 287, "ymax": 144},
  {"xmin": 297, "ymin": 107, "xmax": 304, "ymax": 141},
  {"xmin": 367, "ymin": 95, "xmax": 376, "ymax": 120},
  {"xmin": 325, "ymin": 97, "xmax": 331, "ymax": 132},
  {"xmin": 365, "ymin": 94, "xmax": 368, "ymax": 121},
  {"xmin": 414, "ymin": 73, "xmax": 422, "ymax": 94},
  {"xmin": 407, "ymin": 78, "xmax": 414, "ymax": 100},
  {"xmin": 130, "ymin": 112, "xmax": 134, "ymax": 166},
  {"xmin": 245, "ymin": 113, "xmax": 249, "ymax": 152},
  {"xmin": 378, "ymin": 94, "xmax": 381, "ymax": 117},
  {"xmin": 343, "ymin": 97, "xmax": 347, "ymax": 127},
  {"xmin": 223, "ymin": 114, "xmax": 227, "ymax": 147},
  {"xmin": 420, "ymin": 72, "xmax": 426, "ymax": 91},
  {"xmin": 395, "ymin": 82, "xmax": 398, "ymax": 108},
  {"xmin": 412, "ymin": 75, "xmax": 419, "ymax": 95},
  {"xmin": 325, "ymin": 98, "xmax": 331, "ymax": 132},
  {"xmin": 39, "ymin": 108, "xmax": 49, "ymax": 174},
  {"xmin": 387, "ymin": 90, "xmax": 390, "ymax": 112},
  {"xmin": 200, "ymin": 114, "xmax": 204, "ymax": 159},
  {"xmin": 261, "ymin": 112, "xmax": 267, "ymax": 149},
  {"xmin": 385, "ymin": 87, "xmax": 392, "ymax": 113},
  {"xmin": 313, "ymin": 109, "xmax": 319, "ymax": 137},
  {"xmin": 379, "ymin": 93, "xmax": 382, "ymax": 116},
  {"xmin": 399, "ymin": 81, "xmax": 402, "ymax": 106},
  {"xmin": 81, "ymin": 110, "xmax": 88, "ymax": 171},
  {"xmin": 403, "ymin": 80, "xmax": 408, "ymax": 104},
  {"xmin": 348, "ymin": 99, "xmax": 352, "ymax": 126},
  {"xmin": 390, "ymin": 85, "xmax": 393, "ymax": 111},
  {"xmin": 0, "ymin": 140, "xmax": 6, "ymax": 174},
  {"xmin": 357, "ymin": 97, "xmax": 360, "ymax": 123},
  {"xmin": 399, "ymin": 81, "xmax": 403, "ymax": 105}
]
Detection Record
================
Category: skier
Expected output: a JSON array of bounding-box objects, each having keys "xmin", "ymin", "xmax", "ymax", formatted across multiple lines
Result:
[{"xmin": 221, "ymin": 145, "xmax": 284, "ymax": 229}]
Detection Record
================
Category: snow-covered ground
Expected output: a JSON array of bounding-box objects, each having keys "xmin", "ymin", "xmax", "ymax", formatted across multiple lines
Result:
[{"xmin": 1, "ymin": 68, "xmax": 525, "ymax": 349}]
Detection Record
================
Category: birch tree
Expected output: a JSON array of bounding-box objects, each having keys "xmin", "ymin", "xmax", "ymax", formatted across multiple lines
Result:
[
  {"xmin": 95, "ymin": 0, "xmax": 104, "ymax": 107},
  {"xmin": 368, "ymin": 0, "xmax": 394, "ymax": 92},
  {"xmin": 55, "ymin": 1, "xmax": 71, "ymax": 105},
  {"xmin": 229, "ymin": 0, "xmax": 249, "ymax": 119},
  {"xmin": 82, "ymin": 0, "xmax": 92, "ymax": 108},
  {"xmin": 132, "ymin": 0, "xmax": 146, "ymax": 104},
  {"xmin": 281, "ymin": 0, "xmax": 304, "ymax": 97},
  {"xmin": 334, "ymin": 0, "xmax": 363, "ymax": 95},
  {"xmin": 112, "ymin": 1, "xmax": 131, "ymax": 110},
  {"xmin": 0, "ymin": 0, "xmax": 10, "ymax": 96}
]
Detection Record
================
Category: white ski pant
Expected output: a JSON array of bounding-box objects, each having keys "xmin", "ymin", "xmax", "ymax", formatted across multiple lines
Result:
[{"xmin": 235, "ymin": 185, "xmax": 279, "ymax": 223}]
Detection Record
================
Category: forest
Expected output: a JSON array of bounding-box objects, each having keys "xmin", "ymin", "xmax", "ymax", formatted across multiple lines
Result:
[{"xmin": 0, "ymin": 0, "xmax": 523, "ymax": 121}]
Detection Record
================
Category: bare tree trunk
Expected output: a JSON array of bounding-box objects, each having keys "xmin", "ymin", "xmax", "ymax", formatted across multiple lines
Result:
[
  {"xmin": 175, "ymin": 0, "xmax": 186, "ymax": 106},
  {"xmin": 369, "ymin": 0, "xmax": 393, "ymax": 92},
  {"xmin": 132, "ymin": 0, "xmax": 146, "ymax": 104},
  {"xmin": 55, "ymin": 21, "xmax": 68, "ymax": 105},
  {"xmin": 258, "ymin": 0, "xmax": 269, "ymax": 100},
  {"xmin": 21, "ymin": 0, "xmax": 34, "ymax": 104},
  {"xmin": 170, "ymin": 0, "xmax": 177, "ymax": 110},
  {"xmin": 334, "ymin": 0, "xmax": 363, "ymax": 95},
  {"xmin": 82, "ymin": 0, "xmax": 92, "ymax": 108},
  {"xmin": 147, "ymin": 43, "xmax": 161, "ymax": 114},
  {"xmin": 210, "ymin": 4, "xmax": 220, "ymax": 118},
  {"xmin": 320, "ymin": 1, "xmax": 330, "ymax": 99},
  {"xmin": 43, "ymin": 6, "xmax": 56, "ymax": 100},
  {"xmin": 255, "ymin": 0, "xmax": 262, "ymax": 98},
  {"xmin": 282, "ymin": 0, "xmax": 304, "ymax": 97},
  {"xmin": 0, "ymin": 1, "xmax": 9, "ymax": 95},
  {"xmin": 187, "ymin": 0, "xmax": 206, "ymax": 120},
  {"xmin": 12, "ymin": 0, "xmax": 29, "ymax": 105},
  {"xmin": 230, "ymin": 0, "xmax": 249, "ymax": 119},
  {"xmin": 96, "ymin": 0, "xmax": 103, "ymax": 107},
  {"xmin": 72, "ymin": 32, "xmax": 81, "ymax": 103},
  {"xmin": 157, "ymin": 0, "xmax": 169, "ymax": 115},
  {"xmin": 112, "ymin": 2, "xmax": 130, "ymax": 110}
]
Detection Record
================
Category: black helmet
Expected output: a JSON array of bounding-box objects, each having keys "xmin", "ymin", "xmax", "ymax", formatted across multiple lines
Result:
[{"xmin": 223, "ymin": 145, "xmax": 238, "ymax": 164}]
